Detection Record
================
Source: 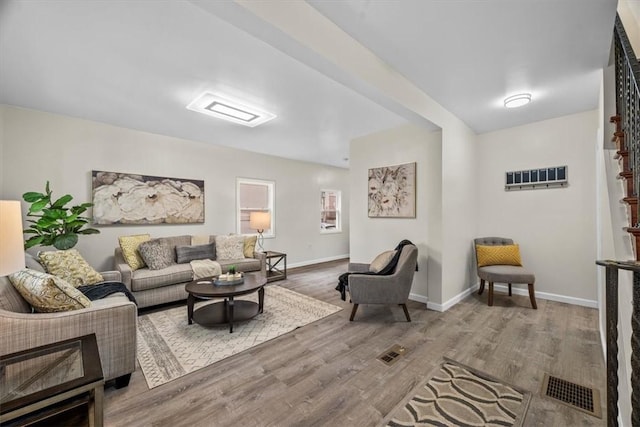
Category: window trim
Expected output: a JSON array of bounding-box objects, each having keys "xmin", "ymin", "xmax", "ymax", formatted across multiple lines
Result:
[
  {"xmin": 320, "ymin": 189, "xmax": 342, "ymax": 234},
  {"xmin": 236, "ymin": 178, "xmax": 275, "ymax": 238}
]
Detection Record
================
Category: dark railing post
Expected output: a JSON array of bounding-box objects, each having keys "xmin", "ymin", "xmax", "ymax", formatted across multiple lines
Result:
[
  {"xmin": 633, "ymin": 271, "xmax": 640, "ymax": 426},
  {"xmin": 605, "ymin": 264, "xmax": 619, "ymax": 426}
]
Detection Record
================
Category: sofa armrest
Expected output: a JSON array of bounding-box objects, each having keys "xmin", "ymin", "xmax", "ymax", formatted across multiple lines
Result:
[
  {"xmin": 101, "ymin": 270, "xmax": 122, "ymax": 282},
  {"xmin": 0, "ymin": 298, "xmax": 137, "ymax": 382},
  {"xmin": 253, "ymin": 251, "xmax": 267, "ymax": 274},
  {"xmin": 114, "ymin": 248, "xmax": 132, "ymax": 289}
]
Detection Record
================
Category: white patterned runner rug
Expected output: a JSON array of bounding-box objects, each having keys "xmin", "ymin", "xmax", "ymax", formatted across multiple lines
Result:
[
  {"xmin": 384, "ymin": 358, "xmax": 531, "ymax": 426},
  {"xmin": 137, "ymin": 285, "xmax": 341, "ymax": 388}
]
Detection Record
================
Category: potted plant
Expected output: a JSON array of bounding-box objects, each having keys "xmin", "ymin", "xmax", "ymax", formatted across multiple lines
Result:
[{"xmin": 22, "ymin": 181, "xmax": 100, "ymax": 250}]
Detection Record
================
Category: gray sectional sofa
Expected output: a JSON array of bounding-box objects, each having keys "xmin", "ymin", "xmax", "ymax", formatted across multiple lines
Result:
[{"xmin": 114, "ymin": 235, "xmax": 266, "ymax": 308}]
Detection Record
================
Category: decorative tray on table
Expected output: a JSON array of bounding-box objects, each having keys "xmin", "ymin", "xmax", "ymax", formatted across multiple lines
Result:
[{"xmin": 213, "ymin": 274, "xmax": 244, "ymax": 286}]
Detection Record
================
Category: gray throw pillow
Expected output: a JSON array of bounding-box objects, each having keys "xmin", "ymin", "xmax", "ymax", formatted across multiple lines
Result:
[
  {"xmin": 138, "ymin": 239, "xmax": 175, "ymax": 270},
  {"xmin": 369, "ymin": 250, "xmax": 397, "ymax": 273},
  {"xmin": 176, "ymin": 243, "xmax": 215, "ymax": 264}
]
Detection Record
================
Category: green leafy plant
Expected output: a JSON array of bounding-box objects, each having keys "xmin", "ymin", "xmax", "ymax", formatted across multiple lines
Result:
[
  {"xmin": 228, "ymin": 265, "xmax": 236, "ymax": 274},
  {"xmin": 22, "ymin": 181, "xmax": 100, "ymax": 250}
]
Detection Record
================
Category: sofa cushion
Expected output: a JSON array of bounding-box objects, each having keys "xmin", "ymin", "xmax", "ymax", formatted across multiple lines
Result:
[
  {"xmin": 138, "ymin": 238, "xmax": 175, "ymax": 270},
  {"xmin": 218, "ymin": 258, "xmax": 261, "ymax": 273},
  {"xmin": 216, "ymin": 235, "xmax": 245, "ymax": 260},
  {"xmin": 162, "ymin": 235, "xmax": 193, "ymax": 261},
  {"xmin": 130, "ymin": 263, "xmax": 194, "ymax": 292},
  {"xmin": 119, "ymin": 234, "xmax": 151, "ymax": 270},
  {"xmin": 8, "ymin": 269, "xmax": 91, "ymax": 312},
  {"xmin": 243, "ymin": 235, "xmax": 257, "ymax": 258},
  {"xmin": 38, "ymin": 249, "xmax": 104, "ymax": 286},
  {"xmin": 176, "ymin": 243, "xmax": 215, "ymax": 264}
]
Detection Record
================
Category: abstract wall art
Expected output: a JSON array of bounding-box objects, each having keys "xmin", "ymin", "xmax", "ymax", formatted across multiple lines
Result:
[
  {"xmin": 92, "ymin": 170, "xmax": 204, "ymax": 225},
  {"xmin": 368, "ymin": 162, "xmax": 416, "ymax": 218}
]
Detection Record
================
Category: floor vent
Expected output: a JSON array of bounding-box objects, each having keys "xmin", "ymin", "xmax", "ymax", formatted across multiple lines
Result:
[
  {"xmin": 377, "ymin": 344, "xmax": 406, "ymax": 366},
  {"xmin": 541, "ymin": 373, "xmax": 602, "ymax": 418}
]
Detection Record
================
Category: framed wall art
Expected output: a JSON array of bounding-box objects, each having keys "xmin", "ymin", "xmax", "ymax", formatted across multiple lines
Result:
[
  {"xmin": 368, "ymin": 162, "xmax": 416, "ymax": 218},
  {"xmin": 91, "ymin": 170, "xmax": 204, "ymax": 225}
]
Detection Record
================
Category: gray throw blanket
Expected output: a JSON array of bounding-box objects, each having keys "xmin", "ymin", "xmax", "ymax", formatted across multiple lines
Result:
[{"xmin": 78, "ymin": 281, "xmax": 137, "ymax": 305}]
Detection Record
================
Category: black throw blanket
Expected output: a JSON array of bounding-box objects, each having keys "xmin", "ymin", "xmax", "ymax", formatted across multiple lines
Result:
[
  {"xmin": 78, "ymin": 281, "xmax": 138, "ymax": 305},
  {"xmin": 335, "ymin": 239, "xmax": 415, "ymax": 301}
]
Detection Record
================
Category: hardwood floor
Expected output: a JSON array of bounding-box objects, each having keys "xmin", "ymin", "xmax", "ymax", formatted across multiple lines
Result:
[{"xmin": 103, "ymin": 259, "xmax": 605, "ymax": 426}]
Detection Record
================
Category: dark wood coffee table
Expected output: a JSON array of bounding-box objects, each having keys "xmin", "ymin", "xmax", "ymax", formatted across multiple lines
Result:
[{"xmin": 185, "ymin": 272, "xmax": 267, "ymax": 333}]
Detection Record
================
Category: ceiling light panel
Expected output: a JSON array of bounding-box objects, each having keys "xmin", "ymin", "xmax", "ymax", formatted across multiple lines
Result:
[
  {"xmin": 187, "ymin": 92, "xmax": 276, "ymax": 127},
  {"xmin": 504, "ymin": 93, "xmax": 532, "ymax": 108}
]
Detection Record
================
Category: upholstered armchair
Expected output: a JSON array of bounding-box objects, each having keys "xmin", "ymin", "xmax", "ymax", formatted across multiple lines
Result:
[
  {"xmin": 348, "ymin": 244, "xmax": 418, "ymax": 321},
  {"xmin": 0, "ymin": 253, "xmax": 137, "ymax": 387},
  {"xmin": 473, "ymin": 237, "xmax": 537, "ymax": 309}
]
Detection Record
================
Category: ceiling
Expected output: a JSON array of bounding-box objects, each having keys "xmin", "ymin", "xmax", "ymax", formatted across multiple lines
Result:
[{"xmin": 0, "ymin": 1, "xmax": 617, "ymax": 168}]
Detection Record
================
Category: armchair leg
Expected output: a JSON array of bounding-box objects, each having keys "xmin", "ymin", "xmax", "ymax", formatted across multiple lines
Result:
[
  {"xmin": 528, "ymin": 283, "xmax": 537, "ymax": 309},
  {"xmin": 478, "ymin": 279, "xmax": 485, "ymax": 295},
  {"xmin": 488, "ymin": 282, "xmax": 494, "ymax": 306},
  {"xmin": 350, "ymin": 304, "xmax": 359, "ymax": 321},
  {"xmin": 400, "ymin": 304, "xmax": 411, "ymax": 322},
  {"xmin": 508, "ymin": 283, "xmax": 512, "ymax": 296}
]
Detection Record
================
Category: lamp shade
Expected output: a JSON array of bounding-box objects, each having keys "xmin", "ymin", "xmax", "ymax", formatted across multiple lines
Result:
[
  {"xmin": 249, "ymin": 211, "xmax": 271, "ymax": 231},
  {"xmin": 0, "ymin": 200, "xmax": 25, "ymax": 276}
]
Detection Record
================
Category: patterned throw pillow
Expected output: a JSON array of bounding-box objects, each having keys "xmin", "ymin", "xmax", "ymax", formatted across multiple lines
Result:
[
  {"xmin": 216, "ymin": 235, "xmax": 246, "ymax": 260},
  {"xmin": 244, "ymin": 235, "xmax": 257, "ymax": 258},
  {"xmin": 119, "ymin": 234, "xmax": 151, "ymax": 270},
  {"xmin": 38, "ymin": 249, "xmax": 103, "ymax": 287},
  {"xmin": 138, "ymin": 239, "xmax": 175, "ymax": 270},
  {"xmin": 369, "ymin": 250, "xmax": 397, "ymax": 273},
  {"xmin": 176, "ymin": 243, "xmax": 215, "ymax": 264},
  {"xmin": 8, "ymin": 269, "xmax": 91, "ymax": 312},
  {"xmin": 476, "ymin": 244, "xmax": 522, "ymax": 267}
]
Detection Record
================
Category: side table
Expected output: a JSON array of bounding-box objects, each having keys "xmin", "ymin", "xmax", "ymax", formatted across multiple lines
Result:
[
  {"xmin": 0, "ymin": 334, "xmax": 104, "ymax": 427},
  {"xmin": 265, "ymin": 251, "xmax": 287, "ymax": 282}
]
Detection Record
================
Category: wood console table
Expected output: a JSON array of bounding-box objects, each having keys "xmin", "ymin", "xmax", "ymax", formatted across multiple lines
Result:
[{"xmin": 265, "ymin": 251, "xmax": 287, "ymax": 282}]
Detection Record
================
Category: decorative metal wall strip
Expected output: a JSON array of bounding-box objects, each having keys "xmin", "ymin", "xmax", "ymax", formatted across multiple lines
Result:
[{"xmin": 505, "ymin": 166, "xmax": 568, "ymax": 191}]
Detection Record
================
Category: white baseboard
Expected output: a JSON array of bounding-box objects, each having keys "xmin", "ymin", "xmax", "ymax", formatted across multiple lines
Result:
[
  {"xmin": 408, "ymin": 292, "xmax": 428, "ymax": 305},
  {"xmin": 287, "ymin": 254, "xmax": 349, "ymax": 269},
  {"xmin": 491, "ymin": 284, "xmax": 598, "ymax": 308},
  {"xmin": 418, "ymin": 283, "xmax": 598, "ymax": 313},
  {"xmin": 425, "ymin": 286, "xmax": 477, "ymax": 312}
]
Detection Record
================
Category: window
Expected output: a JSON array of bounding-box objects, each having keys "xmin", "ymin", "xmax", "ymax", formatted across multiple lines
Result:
[
  {"xmin": 320, "ymin": 190, "xmax": 341, "ymax": 233},
  {"xmin": 237, "ymin": 178, "xmax": 275, "ymax": 236}
]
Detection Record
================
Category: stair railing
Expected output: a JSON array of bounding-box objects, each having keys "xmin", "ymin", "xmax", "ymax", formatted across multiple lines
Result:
[{"xmin": 597, "ymin": 13, "xmax": 640, "ymax": 427}]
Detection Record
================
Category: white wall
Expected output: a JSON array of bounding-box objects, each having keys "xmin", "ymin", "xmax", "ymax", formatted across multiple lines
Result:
[
  {"xmin": 1, "ymin": 105, "xmax": 349, "ymax": 270},
  {"xmin": 476, "ymin": 110, "xmax": 599, "ymax": 305},
  {"xmin": 618, "ymin": 0, "xmax": 640, "ymax": 55},
  {"xmin": 350, "ymin": 124, "xmax": 442, "ymax": 304}
]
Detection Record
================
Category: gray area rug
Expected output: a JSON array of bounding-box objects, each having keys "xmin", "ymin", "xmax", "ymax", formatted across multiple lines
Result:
[
  {"xmin": 385, "ymin": 358, "xmax": 531, "ymax": 426},
  {"xmin": 137, "ymin": 285, "xmax": 342, "ymax": 389}
]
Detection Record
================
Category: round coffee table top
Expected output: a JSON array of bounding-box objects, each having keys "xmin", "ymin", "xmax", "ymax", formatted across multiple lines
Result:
[{"xmin": 186, "ymin": 272, "xmax": 267, "ymax": 299}]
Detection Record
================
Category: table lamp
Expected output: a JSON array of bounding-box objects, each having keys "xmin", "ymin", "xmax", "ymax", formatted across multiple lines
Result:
[
  {"xmin": 249, "ymin": 211, "xmax": 271, "ymax": 252},
  {"xmin": 0, "ymin": 200, "xmax": 25, "ymax": 276}
]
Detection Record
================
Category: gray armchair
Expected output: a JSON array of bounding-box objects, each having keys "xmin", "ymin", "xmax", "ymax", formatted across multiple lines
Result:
[
  {"xmin": 473, "ymin": 237, "xmax": 537, "ymax": 309},
  {"xmin": 348, "ymin": 244, "xmax": 418, "ymax": 321}
]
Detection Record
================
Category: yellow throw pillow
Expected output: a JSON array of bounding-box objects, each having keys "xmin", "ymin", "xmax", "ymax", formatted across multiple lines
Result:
[
  {"xmin": 244, "ymin": 235, "xmax": 257, "ymax": 258},
  {"xmin": 119, "ymin": 234, "xmax": 151, "ymax": 270},
  {"xmin": 8, "ymin": 269, "xmax": 91, "ymax": 312},
  {"xmin": 476, "ymin": 244, "xmax": 522, "ymax": 267},
  {"xmin": 38, "ymin": 249, "xmax": 103, "ymax": 287}
]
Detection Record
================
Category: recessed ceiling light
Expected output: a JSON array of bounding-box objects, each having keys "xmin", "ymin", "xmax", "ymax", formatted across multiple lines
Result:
[
  {"xmin": 504, "ymin": 93, "xmax": 532, "ymax": 108},
  {"xmin": 187, "ymin": 92, "xmax": 276, "ymax": 127}
]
